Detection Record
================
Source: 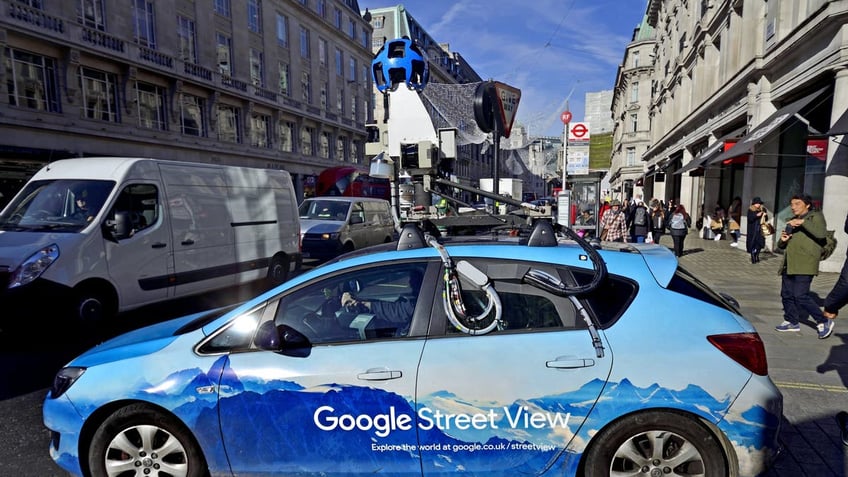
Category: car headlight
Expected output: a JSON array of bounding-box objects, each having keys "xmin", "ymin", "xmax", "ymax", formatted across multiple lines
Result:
[
  {"xmin": 9, "ymin": 244, "xmax": 59, "ymax": 289},
  {"xmin": 50, "ymin": 366, "xmax": 86, "ymax": 399},
  {"xmin": 320, "ymin": 232, "xmax": 341, "ymax": 240}
]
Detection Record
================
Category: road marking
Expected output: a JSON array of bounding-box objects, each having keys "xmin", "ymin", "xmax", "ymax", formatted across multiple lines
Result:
[{"xmin": 774, "ymin": 381, "xmax": 848, "ymax": 393}]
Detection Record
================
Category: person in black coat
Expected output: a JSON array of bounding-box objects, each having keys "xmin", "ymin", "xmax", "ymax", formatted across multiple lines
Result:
[
  {"xmin": 746, "ymin": 197, "xmax": 767, "ymax": 263},
  {"xmin": 823, "ymin": 211, "xmax": 848, "ymax": 320}
]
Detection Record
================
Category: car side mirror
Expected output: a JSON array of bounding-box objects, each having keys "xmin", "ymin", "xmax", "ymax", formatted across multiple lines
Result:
[{"xmin": 255, "ymin": 323, "xmax": 311, "ymax": 357}]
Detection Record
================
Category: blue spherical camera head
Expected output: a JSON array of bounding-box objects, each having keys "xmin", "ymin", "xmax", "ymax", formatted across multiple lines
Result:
[{"xmin": 371, "ymin": 37, "xmax": 429, "ymax": 93}]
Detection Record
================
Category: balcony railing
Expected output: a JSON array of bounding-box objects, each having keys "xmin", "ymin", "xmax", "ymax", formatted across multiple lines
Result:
[
  {"xmin": 81, "ymin": 26, "xmax": 124, "ymax": 53},
  {"xmin": 138, "ymin": 46, "xmax": 174, "ymax": 69},
  {"xmin": 6, "ymin": 2, "xmax": 64, "ymax": 33},
  {"xmin": 254, "ymin": 86, "xmax": 277, "ymax": 102},
  {"xmin": 222, "ymin": 76, "xmax": 248, "ymax": 92},
  {"xmin": 184, "ymin": 62, "xmax": 212, "ymax": 81}
]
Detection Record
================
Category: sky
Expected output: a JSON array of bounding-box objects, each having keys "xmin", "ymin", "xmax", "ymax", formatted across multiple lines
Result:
[{"xmin": 357, "ymin": 0, "xmax": 649, "ymax": 138}]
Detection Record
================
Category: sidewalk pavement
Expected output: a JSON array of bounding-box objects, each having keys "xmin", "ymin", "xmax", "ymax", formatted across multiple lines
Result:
[{"xmin": 657, "ymin": 233, "xmax": 847, "ymax": 476}]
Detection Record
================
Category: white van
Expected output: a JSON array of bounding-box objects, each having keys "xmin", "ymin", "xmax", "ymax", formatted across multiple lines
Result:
[
  {"xmin": 0, "ymin": 157, "xmax": 302, "ymax": 323},
  {"xmin": 299, "ymin": 197, "xmax": 397, "ymax": 260}
]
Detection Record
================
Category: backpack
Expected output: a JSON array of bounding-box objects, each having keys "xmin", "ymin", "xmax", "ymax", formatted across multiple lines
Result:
[
  {"xmin": 669, "ymin": 213, "xmax": 686, "ymax": 230},
  {"xmin": 652, "ymin": 212, "xmax": 664, "ymax": 230},
  {"xmin": 633, "ymin": 206, "xmax": 647, "ymax": 226},
  {"xmin": 821, "ymin": 229, "xmax": 838, "ymax": 260}
]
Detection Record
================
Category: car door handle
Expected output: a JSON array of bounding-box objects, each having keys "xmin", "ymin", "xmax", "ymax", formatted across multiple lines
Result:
[
  {"xmin": 181, "ymin": 239, "xmax": 195, "ymax": 246},
  {"xmin": 546, "ymin": 358, "xmax": 596, "ymax": 369},
  {"xmin": 357, "ymin": 368, "xmax": 402, "ymax": 381},
  {"xmin": 151, "ymin": 242, "xmax": 167, "ymax": 249}
]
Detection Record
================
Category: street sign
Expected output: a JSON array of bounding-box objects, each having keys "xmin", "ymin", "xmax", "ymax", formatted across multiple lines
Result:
[
  {"xmin": 493, "ymin": 81, "xmax": 521, "ymax": 138},
  {"xmin": 560, "ymin": 111, "xmax": 572, "ymax": 124},
  {"xmin": 568, "ymin": 122, "xmax": 590, "ymax": 143}
]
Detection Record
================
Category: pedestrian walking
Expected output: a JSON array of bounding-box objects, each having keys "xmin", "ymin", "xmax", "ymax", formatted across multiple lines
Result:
[
  {"xmin": 630, "ymin": 197, "xmax": 649, "ymax": 243},
  {"xmin": 822, "ymin": 210, "xmax": 848, "ymax": 321},
  {"xmin": 599, "ymin": 199, "xmax": 628, "ymax": 243},
  {"xmin": 774, "ymin": 194, "xmax": 834, "ymax": 339},
  {"xmin": 728, "ymin": 196, "xmax": 743, "ymax": 247},
  {"xmin": 649, "ymin": 199, "xmax": 666, "ymax": 245},
  {"xmin": 746, "ymin": 197, "xmax": 768, "ymax": 264},
  {"xmin": 666, "ymin": 204, "xmax": 691, "ymax": 257}
]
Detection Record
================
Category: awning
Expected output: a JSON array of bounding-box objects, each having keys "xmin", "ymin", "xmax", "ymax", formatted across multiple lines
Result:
[
  {"xmin": 708, "ymin": 87, "xmax": 830, "ymax": 165},
  {"xmin": 675, "ymin": 127, "xmax": 746, "ymax": 175},
  {"xmin": 826, "ymin": 108, "xmax": 848, "ymax": 136}
]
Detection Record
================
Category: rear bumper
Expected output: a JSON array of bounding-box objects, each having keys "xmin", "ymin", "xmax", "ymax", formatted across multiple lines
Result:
[{"xmin": 718, "ymin": 375, "xmax": 783, "ymax": 476}]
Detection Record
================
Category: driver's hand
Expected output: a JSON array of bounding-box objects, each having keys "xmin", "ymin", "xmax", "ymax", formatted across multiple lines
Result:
[{"xmin": 341, "ymin": 292, "xmax": 356, "ymax": 307}]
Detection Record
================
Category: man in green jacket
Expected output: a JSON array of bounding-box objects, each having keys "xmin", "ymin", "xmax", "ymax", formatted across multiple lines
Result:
[{"xmin": 775, "ymin": 194, "xmax": 834, "ymax": 339}]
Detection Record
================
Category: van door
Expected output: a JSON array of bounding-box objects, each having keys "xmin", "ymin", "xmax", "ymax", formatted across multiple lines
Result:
[
  {"xmin": 160, "ymin": 164, "xmax": 236, "ymax": 297},
  {"xmin": 348, "ymin": 201, "xmax": 368, "ymax": 249},
  {"xmin": 103, "ymin": 182, "xmax": 174, "ymax": 307}
]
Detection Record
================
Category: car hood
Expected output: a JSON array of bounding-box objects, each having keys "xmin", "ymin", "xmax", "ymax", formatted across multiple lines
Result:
[
  {"xmin": 300, "ymin": 219, "xmax": 344, "ymax": 234},
  {"xmin": 69, "ymin": 313, "xmax": 205, "ymax": 368},
  {"xmin": 0, "ymin": 230, "xmax": 81, "ymax": 269}
]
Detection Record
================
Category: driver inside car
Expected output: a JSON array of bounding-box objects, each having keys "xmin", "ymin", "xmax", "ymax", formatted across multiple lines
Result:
[{"xmin": 340, "ymin": 270, "xmax": 423, "ymax": 325}]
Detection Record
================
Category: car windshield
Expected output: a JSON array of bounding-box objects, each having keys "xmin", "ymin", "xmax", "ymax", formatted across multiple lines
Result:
[
  {"xmin": 0, "ymin": 179, "xmax": 114, "ymax": 232},
  {"xmin": 299, "ymin": 199, "xmax": 350, "ymax": 221}
]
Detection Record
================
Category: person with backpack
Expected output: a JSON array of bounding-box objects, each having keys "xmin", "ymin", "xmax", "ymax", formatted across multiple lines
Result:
[
  {"xmin": 666, "ymin": 204, "xmax": 691, "ymax": 257},
  {"xmin": 649, "ymin": 199, "xmax": 666, "ymax": 245},
  {"xmin": 630, "ymin": 198, "xmax": 650, "ymax": 243},
  {"xmin": 775, "ymin": 194, "xmax": 833, "ymax": 339}
]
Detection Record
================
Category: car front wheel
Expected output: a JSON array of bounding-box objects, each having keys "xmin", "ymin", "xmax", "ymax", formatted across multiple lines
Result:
[
  {"xmin": 583, "ymin": 411, "xmax": 727, "ymax": 477},
  {"xmin": 88, "ymin": 403, "xmax": 207, "ymax": 477}
]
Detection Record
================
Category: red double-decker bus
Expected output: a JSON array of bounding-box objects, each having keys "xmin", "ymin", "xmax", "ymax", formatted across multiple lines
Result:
[{"xmin": 316, "ymin": 166, "xmax": 390, "ymax": 200}]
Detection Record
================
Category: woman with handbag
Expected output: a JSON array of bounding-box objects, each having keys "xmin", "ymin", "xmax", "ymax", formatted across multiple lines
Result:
[{"xmin": 746, "ymin": 197, "xmax": 769, "ymax": 263}]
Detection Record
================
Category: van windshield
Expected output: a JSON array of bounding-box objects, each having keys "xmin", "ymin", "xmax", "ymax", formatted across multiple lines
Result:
[
  {"xmin": 0, "ymin": 179, "xmax": 115, "ymax": 232},
  {"xmin": 299, "ymin": 200, "xmax": 350, "ymax": 221}
]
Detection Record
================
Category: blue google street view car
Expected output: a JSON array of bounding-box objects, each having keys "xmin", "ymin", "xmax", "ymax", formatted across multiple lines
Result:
[{"xmin": 43, "ymin": 222, "xmax": 781, "ymax": 477}]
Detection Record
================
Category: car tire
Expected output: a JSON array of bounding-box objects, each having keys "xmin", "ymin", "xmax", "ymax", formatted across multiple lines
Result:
[
  {"xmin": 88, "ymin": 403, "xmax": 208, "ymax": 477},
  {"xmin": 267, "ymin": 254, "xmax": 289, "ymax": 287},
  {"xmin": 74, "ymin": 284, "xmax": 116, "ymax": 325},
  {"xmin": 583, "ymin": 411, "xmax": 727, "ymax": 477}
]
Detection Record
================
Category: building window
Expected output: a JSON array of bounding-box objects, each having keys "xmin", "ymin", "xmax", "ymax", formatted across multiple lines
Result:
[
  {"xmin": 216, "ymin": 104, "xmax": 241, "ymax": 143},
  {"xmin": 316, "ymin": 0, "xmax": 325, "ymax": 17},
  {"xmin": 247, "ymin": 0, "xmax": 261, "ymax": 33},
  {"xmin": 278, "ymin": 120, "xmax": 294, "ymax": 152},
  {"xmin": 214, "ymin": 0, "xmax": 230, "ymax": 17},
  {"xmin": 319, "ymin": 132, "xmax": 330, "ymax": 158},
  {"xmin": 250, "ymin": 114, "xmax": 271, "ymax": 148},
  {"xmin": 320, "ymin": 81, "xmax": 327, "ymax": 109},
  {"xmin": 301, "ymin": 126, "xmax": 314, "ymax": 155},
  {"xmin": 348, "ymin": 57, "xmax": 357, "ymax": 82},
  {"xmin": 626, "ymin": 147, "xmax": 636, "ymax": 166},
  {"xmin": 350, "ymin": 95, "xmax": 356, "ymax": 120},
  {"xmin": 177, "ymin": 16, "xmax": 197, "ymax": 63},
  {"xmin": 630, "ymin": 81, "xmax": 639, "ymax": 103},
  {"xmin": 17, "ymin": 0, "xmax": 43, "ymax": 8},
  {"xmin": 250, "ymin": 48, "xmax": 264, "ymax": 87},
  {"xmin": 361, "ymin": 64, "xmax": 369, "ymax": 83},
  {"xmin": 337, "ymin": 89, "xmax": 344, "ymax": 114},
  {"xmin": 4, "ymin": 49, "xmax": 61, "ymax": 112},
  {"xmin": 351, "ymin": 141, "xmax": 359, "ymax": 164},
  {"xmin": 630, "ymin": 113, "xmax": 638, "ymax": 133},
  {"xmin": 348, "ymin": 18, "xmax": 356, "ymax": 38},
  {"xmin": 216, "ymin": 33, "xmax": 233, "ymax": 76},
  {"xmin": 278, "ymin": 62, "xmax": 290, "ymax": 96},
  {"xmin": 300, "ymin": 27, "xmax": 311, "ymax": 58},
  {"xmin": 79, "ymin": 67, "xmax": 118, "ymax": 122},
  {"xmin": 79, "ymin": 0, "xmax": 105, "ymax": 30},
  {"xmin": 301, "ymin": 71, "xmax": 311, "ymax": 103},
  {"xmin": 318, "ymin": 38, "xmax": 328, "ymax": 67},
  {"xmin": 335, "ymin": 48, "xmax": 343, "ymax": 77},
  {"xmin": 632, "ymin": 51, "xmax": 640, "ymax": 68},
  {"xmin": 678, "ymin": 32, "xmax": 686, "ymax": 55},
  {"xmin": 136, "ymin": 81, "xmax": 166, "ymax": 130},
  {"xmin": 132, "ymin": 0, "xmax": 156, "ymax": 48},
  {"xmin": 334, "ymin": 8, "xmax": 342, "ymax": 29},
  {"xmin": 360, "ymin": 29, "xmax": 369, "ymax": 49},
  {"xmin": 276, "ymin": 13, "xmax": 288, "ymax": 47},
  {"xmin": 180, "ymin": 93, "xmax": 206, "ymax": 137},
  {"xmin": 336, "ymin": 136, "xmax": 345, "ymax": 161}
]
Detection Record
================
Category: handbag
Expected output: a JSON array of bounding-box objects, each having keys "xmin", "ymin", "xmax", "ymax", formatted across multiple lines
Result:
[
  {"xmin": 600, "ymin": 228, "xmax": 609, "ymax": 241},
  {"xmin": 760, "ymin": 213, "xmax": 775, "ymax": 236}
]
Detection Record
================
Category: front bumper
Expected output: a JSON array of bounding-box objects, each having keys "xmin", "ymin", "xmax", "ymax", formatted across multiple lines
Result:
[{"xmin": 43, "ymin": 392, "xmax": 86, "ymax": 477}]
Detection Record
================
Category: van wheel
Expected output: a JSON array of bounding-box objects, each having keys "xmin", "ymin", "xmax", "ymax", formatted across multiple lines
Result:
[
  {"xmin": 74, "ymin": 285, "xmax": 116, "ymax": 325},
  {"xmin": 267, "ymin": 255, "xmax": 289, "ymax": 287}
]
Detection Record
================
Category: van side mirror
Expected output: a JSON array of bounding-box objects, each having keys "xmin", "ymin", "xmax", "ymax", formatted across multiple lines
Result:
[{"xmin": 112, "ymin": 211, "xmax": 132, "ymax": 240}]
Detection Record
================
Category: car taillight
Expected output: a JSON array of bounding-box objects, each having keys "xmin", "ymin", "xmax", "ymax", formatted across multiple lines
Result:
[{"xmin": 707, "ymin": 332, "xmax": 768, "ymax": 376}]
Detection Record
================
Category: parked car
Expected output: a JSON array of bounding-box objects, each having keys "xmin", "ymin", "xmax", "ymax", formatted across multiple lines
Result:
[
  {"xmin": 299, "ymin": 196, "xmax": 396, "ymax": 260},
  {"xmin": 43, "ymin": 222, "xmax": 781, "ymax": 477}
]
